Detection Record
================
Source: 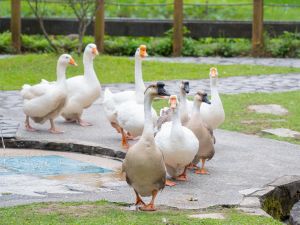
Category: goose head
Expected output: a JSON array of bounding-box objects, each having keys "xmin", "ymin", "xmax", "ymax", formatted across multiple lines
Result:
[
  {"xmin": 194, "ymin": 91, "xmax": 211, "ymax": 105},
  {"xmin": 135, "ymin": 45, "xmax": 148, "ymax": 60},
  {"xmin": 58, "ymin": 54, "xmax": 77, "ymax": 67},
  {"xmin": 210, "ymin": 67, "xmax": 218, "ymax": 78},
  {"xmin": 144, "ymin": 82, "xmax": 170, "ymax": 99},
  {"xmin": 84, "ymin": 43, "xmax": 99, "ymax": 59},
  {"xmin": 180, "ymin": 80, "xmax": 190, "ymax": 94},
  {"xmin": 169, "ymin": 95, "xmax": 179, "ymax": 110}
]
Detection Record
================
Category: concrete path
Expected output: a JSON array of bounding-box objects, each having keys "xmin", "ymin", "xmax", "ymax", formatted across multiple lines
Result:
[
  {"xmin": 0, "ymin": 96, "xmax": 300, "ymax": 209},
  {"xmin": 1, "ymin": 128, "xmax": 300, "ymax": 209},
  {"xmin": 147, "ymin": 56, "xmax": 300, "ymax": 68}
]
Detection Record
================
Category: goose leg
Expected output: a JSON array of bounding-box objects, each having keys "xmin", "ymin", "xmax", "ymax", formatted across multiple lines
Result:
[
  {"xmin": 134, "ymin": 190, "xmax": 145, "ymax": 206},
  {"xmin": 176, "ymin": 167, "xmax": 188, "ymax": 181},
  {"xmin": 187, "ymin": 163, "xmax": 199, "ymax": 170},
  {"xmin": 121, "ymin": 128, "xmax": 129, "ymax": 149},
  {"xmin": 111, "ymin": 122, "xmax": 122, "ymax": 133},
  {"xmin": 165, "ymin": 179, "xmax": 176, "ymax": 186},
  {"xmin": 195, "ymin": 159, "xmax": 209, "ymax": 175},
  {"xmin": 77, "ymin": 118, "xmax": 92, "ymax": 127},
  {"xmin": 126, "ymin": 132, "xmax": 135, "ymax": 140},
  {"xmin": 140, "ymin": 190, "xmax": 158, "ymax": 211},
  {"xmin": 48, "ymin": 119, "xmax": 64, "ymax": 134},
  {"xmin": 25, "ymin": 116, "xmax": 36, "ymax": 132}
]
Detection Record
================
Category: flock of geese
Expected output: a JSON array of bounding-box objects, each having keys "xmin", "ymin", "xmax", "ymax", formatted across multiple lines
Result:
[{"xmin": 20, "ymin": 44, "xmax": 225, "ymax": 211}]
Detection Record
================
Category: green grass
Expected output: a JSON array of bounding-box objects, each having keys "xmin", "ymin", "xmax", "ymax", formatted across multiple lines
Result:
[
  {"xmin": 0, "ymin": 200, "xmax": 281, "ymax": 225},
  {"xmin": 1, "ymin": 54, "xmax": 300, "ymax": 90},
  {"xmin": 153, "ymin": 91, "xmax": 300, "ymax": 145},
  {"xmin": 1, "ymin": 0, "xmax": 300, "ymax": 21}
]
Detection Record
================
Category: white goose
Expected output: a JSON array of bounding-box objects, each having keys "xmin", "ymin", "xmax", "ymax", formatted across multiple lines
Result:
[
  {"xmin": 156, "ymin": 81, "xmax": 190, "ymax": 130},
  {"xmin": 200, "ymin": 67, "xmax": 225, "ymax": 130},
  {"xmin": 185, "ymin": 68, "xmax": 225, "ymax": 130},
  {"xmin": 155, "ymin": 95, "xmax": 198, "ymax": 186},
  {"xmin": 21, "ymin": 54, "xmax": 77, "ymax": 133},
  {"xmin": 116, "ymin": 79, "xmax": 158, "ymax": 149},
  {"xmin": 103, "ymin": 45, "xmax": 147, "ymax": 133},
  {"xmin": 61, "ymin": 43, "xmax": 101, "ymax": 126}
]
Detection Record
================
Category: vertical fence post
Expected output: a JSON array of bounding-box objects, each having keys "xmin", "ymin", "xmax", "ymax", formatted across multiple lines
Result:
[
  {"xmin": 252, "ymin": 0, "xmax": 264, "ymax": 56},
  {"xmin": 95, "ymin": 0, "xmax": 105, "ymax": 53},
  {"xmin": 11, "ymin": 0, "xmax": 21, "ymax": 53},
  {"xmin": 173, "ymin": 0, "xmax": 183, "ymax": 56}
]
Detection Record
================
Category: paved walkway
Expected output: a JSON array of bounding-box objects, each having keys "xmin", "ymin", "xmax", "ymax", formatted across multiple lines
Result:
[
  {"xmin": 1, "ymin": 128, "xmax": 300, "ymax": 210},
  {"xmin": 147, "ymin": 56, "xmax": 300, "ymax": 68}
]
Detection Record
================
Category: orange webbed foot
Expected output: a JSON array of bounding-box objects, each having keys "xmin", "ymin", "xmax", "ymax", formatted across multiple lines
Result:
[
  {"xmin": 195, "ymin": 168, "xmax": 209, "ymax": 175},
  {"xmin": 165, "ymin": 179, "xmax": 176, "ymax": 186},
  {"xmin": 176, "ymin": 174, "xmax": 187, "ymax": 181},
  {"xmin": 139, "ymin": 203, "xmax": 156, "ymax": 211},
  {"xmin": 187, "ymin": 163, "xmax": 199, "ymax": 170}
]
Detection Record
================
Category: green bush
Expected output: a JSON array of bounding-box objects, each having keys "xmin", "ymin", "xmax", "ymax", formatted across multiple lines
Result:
[
  {"xmin": 0, "ymin": 31, "xmax": 299, "ymax": 58},
  {"xmin": 265, "ymin": 32, "xmax": 300, "ymax": 58}
]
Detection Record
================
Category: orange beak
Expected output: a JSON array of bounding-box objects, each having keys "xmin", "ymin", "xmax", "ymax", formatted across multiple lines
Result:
[
  {"xmin": 69, "ymin": 57, "xmax": 77, "ymax": 66},
  {"xmin": 169, "ymin": 95, "xmax": 178, "ymax": 109},
  {"xmin": 210, "ymin": 67, "xmax": 218, "ymax": 77},
  {"xmin": 139, "ymin": 45, "xmax": 148, "ymax": 58},
  {"xmin": 92, "ymin": 47, "xmax": 99, "ymax": 55}
]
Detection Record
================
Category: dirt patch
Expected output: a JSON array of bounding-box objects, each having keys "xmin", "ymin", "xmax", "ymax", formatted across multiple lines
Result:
[{"xmin": 35, "ymin": 203, "xmax": 108, "ymax": 217}]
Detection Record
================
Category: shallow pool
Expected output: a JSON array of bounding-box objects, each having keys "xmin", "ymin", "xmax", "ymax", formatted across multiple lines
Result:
[{"xmin": 0, "ymin": 155, "xmax": 112, "ymax": 176}]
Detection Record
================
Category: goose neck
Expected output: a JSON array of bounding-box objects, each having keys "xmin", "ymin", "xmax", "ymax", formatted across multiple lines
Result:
[
  {"xmin": 192, "ymin": 100, "xmax": 201, "ymax": 116},
  {"xmin": 83, "ymin": 53, "xmax": 96, "ymax": 80},
  {"xmin": 171, "ymin": 107, "xmax": 182, "ymax": 137},
  {"xmin": 56, "ymin": 63, "xmax": 67, "ymax": 83},
  {"xmin": 210, "ymin": 77, "xmax": 218, "ymax": 90},
  {"xmin": 135, "ymin": 57, "xmax": 146, "ymax": 95},
  {"xmin": 142, "ymin": 93, "xmax": 154, "ymax": 139}
]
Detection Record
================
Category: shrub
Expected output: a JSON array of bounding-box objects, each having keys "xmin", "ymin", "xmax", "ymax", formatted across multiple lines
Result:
[{"xmin": 0, "ymin": 31, "xmax": 299, "ymax": 58}]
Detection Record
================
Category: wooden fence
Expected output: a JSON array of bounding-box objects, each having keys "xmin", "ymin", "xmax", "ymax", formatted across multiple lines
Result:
[{"xmin": 9, "ymin": 0, "xmax": 266, "ymax": 56}]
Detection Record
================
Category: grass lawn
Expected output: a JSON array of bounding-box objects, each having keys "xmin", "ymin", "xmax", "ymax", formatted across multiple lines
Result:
[
  {"xmin": 1, "ymin": 54, "xmax": 300, "ymax": 90},
  {"xmin": 153, "ymin": 91, "xmax": 300, "ymax": 145},
  {"xmin": 0, "ymin": 200, "xmax": 281, "ymax": 225}
]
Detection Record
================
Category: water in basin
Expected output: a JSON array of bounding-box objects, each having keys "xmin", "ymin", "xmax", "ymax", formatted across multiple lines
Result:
[{"xmin": 0, "ymin": 155, "xmax": 112, "ymax": 176}]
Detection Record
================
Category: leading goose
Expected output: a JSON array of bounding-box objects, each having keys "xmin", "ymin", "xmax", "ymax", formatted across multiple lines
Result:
[
  {"xmin": 122, "ymin": 82, "xmax": 170, "ymax": 211},
  {"xmin": 61, "ymin": 43, "xmax": 101, "ymax": 126}
]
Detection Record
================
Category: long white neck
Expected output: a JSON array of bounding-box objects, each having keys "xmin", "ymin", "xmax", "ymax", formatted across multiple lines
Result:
[
  {"xmin": 83, "ymin": 53, "xmax": 98, "ymax": 82},
  {"xmin": 210, "ymin": 76, "xmax": 218, "ymax": 92},
  {"xmin": 141, "ymin": 93, "xmax": 154, "ymax": 139},
  {"xmin": 56, "ymin": 63, "xmax": 67, "ymax": 84},
  {"xmin": 171, "ymin": 107, "xmax": 182, "ymax": 138},
  {"xmin": 210, "ymin": 76, "xmax": 221, "ymax": 104},
  {"xmin": 135, "ymin": 57, "xmax": 146, "ymax": 97}
]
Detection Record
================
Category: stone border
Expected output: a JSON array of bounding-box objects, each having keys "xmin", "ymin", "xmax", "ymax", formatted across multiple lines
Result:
[
  {"xmin": 290, "ymin": 201, "xmax": 300, "ymax": 225},
  {"xmin": 3, "ymin": 138, "xmax": 126, "ymax": 159},
  {"xmin": 238, "ymin": 175, "xmax": 300, "ymax": 221}
]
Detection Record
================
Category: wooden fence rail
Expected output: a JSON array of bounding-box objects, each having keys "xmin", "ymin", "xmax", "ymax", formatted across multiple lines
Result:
[{"xmin": 2, "ymin": 18, "xmax": 299, "ymax": 38}]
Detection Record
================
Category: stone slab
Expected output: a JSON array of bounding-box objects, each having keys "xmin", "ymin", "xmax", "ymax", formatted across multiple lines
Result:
[
  {"xmin": 262, "ymin": 128, "xmax": 300, "ymax": 138},
  {"xmin": 248, "ymin": 104, "xmax": 289, "ymax": 116},
  {"xmin": 290, "ymin": 201, "xmax": 300, "ymax": 225}
]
